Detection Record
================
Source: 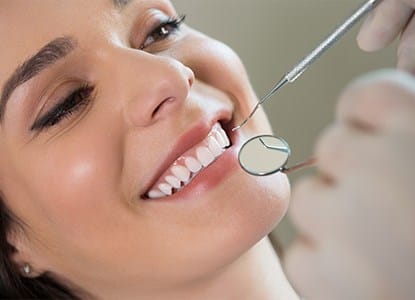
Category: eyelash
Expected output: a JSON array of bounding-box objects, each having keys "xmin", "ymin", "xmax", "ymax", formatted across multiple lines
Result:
[
  {"xmin": 31, "ymin": 84, "xmax": 94, "ymax": 131},
  {"xmin": 140, "ymin": 15, "xmax": 186, "ymax": 50},
  {"xmin": 32, "ymin": 15, "xmax": 185, "ymax": 132}
]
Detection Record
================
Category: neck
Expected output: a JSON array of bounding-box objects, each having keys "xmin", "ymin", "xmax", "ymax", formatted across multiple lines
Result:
[
  {"xmin": 184, "ymin": 236, "xmax": 299, "ymax": 300},
  {"xmin": 94, "ymin": 237, "xmax": 299, "ymax": 300}
]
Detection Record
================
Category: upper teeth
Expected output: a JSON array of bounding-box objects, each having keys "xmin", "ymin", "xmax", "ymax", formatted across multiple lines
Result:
[{"xmin": 147, "ymin": 123, "xmax": 231, "ymax": 199}]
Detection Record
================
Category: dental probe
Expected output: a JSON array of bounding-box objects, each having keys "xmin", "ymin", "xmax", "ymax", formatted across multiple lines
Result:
[{"xmin": 232, "ymin": 0, "xmax": 382, "ymax": 131}]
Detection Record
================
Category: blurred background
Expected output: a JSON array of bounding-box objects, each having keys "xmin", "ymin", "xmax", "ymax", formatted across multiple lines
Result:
[{"xmin": 173, "ymin": 0, "xmax": 396, "ymax": 247}]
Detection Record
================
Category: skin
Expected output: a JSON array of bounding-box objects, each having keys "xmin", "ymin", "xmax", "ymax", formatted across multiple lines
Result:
[
  {"xmin": 7, "ymin": 0, "xmax": 414, "ymax": 298},
  {"xmin": 0, "ymin": 0, "xmax": 295, "ymax": 299},
  {"xmin": 285, "ymin": 0, "xmax": 415, "ymax": 298},
  {"xmin": 357, "ymin": 0, "xmax": 415, "ymax": 72},
  {"xmin": 286, "ymin": 70, "xmax": 415, "ymax": 300}
]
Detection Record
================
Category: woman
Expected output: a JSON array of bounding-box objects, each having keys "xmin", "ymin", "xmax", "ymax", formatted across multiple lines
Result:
[
  {"xmin": 1, "ymin": 0, "xmax": 415, "ymax": 299},
  {"xmin": 0, "ymin": 0, "xmax": 296, "ymax": 298}
]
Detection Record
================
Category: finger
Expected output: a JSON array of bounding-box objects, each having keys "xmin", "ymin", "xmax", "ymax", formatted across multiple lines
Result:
[
  {"xmin": 284, "ymin": 241, "xmax": 327, "ymax": 300},
  {"xmin": 285, "ymin": 240, "xmax": 383, "ymax": 300},
  {"xmin": 290, "ymin": 146, "xmax": 386, "ymax": 243},
  {"xmin": 357, "ymin": 0, "xmax": 413, "ymax": 51},
  {"xmin": 398, "ymin": 14, "xmax": 415, "ymax": 73},
  {"xmin": 314, "ymin": 123, "xmax": 376, "ymax": 180},
  {"xmin": 289, "ymin": 176, "xmax": 341, "ymax": 241},
  {"xmin": 337, "ymin": 70, "xmax": 415, "ymax": 133}
]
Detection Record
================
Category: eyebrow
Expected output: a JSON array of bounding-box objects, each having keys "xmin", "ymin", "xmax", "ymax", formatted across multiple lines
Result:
[
  {"xmin": 0, "ymin": 36, "xmax": 77, "ymax": 121},
  {"xmin": 0, "ymin": 1, "xmax": 132, "ymax": 122},
  {"xmin": 112, "ymin": 0, "xmax": 134, "ymax": 10}
]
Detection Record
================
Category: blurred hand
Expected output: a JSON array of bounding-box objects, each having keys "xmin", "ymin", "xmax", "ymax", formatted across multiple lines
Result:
[
  {"xmin": 285, "ymin": 70, "xmax": 415, "ymax": 300},
  {"xmin": 357, "ymin": 0, "xmax": 415, "ymax": 73}
]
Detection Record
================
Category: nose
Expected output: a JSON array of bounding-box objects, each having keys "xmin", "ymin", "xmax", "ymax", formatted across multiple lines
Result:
[{"xmin": 109, "ymin": 50, "xmax": 195, "ymax": 127}]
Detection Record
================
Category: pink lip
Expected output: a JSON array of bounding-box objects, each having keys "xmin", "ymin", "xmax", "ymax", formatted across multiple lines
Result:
[
  {"xmin": 143, "ymin": 124, "xmax": 242, "ymax": 202},
  {"xmin": 141, "ymin": 109, "xmax": 234, "ymax": 199}
]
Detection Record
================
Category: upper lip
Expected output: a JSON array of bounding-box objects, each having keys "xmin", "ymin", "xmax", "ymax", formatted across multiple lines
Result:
[{"xmin": 141, "ymin": 109, "xmax": 234, "ymax": 197}]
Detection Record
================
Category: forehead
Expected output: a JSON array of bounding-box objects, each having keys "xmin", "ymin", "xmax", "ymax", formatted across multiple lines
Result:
[
  {"xmin": 0, "ymin": 1, "xmax": 105, "ymax": 85},
  {"xmin": 0, "ymin": 0, "xmax": 173, "ymax": 87},
  {"xmin": 0, "ymin": 1, "xmax": 115, "ymax": 46}
]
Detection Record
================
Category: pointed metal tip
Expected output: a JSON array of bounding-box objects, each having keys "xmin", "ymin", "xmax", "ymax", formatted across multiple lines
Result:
[
  {"xmin": 232, "ymin": 120, "xmax": 247, "ymax": 132},
  {"xmin": 232, "ymin": 77, "xmax": 288, "ymax": 132},
  {"xmin": 232, "ymin": 102, "xmax": 261, "ymax": 132}
]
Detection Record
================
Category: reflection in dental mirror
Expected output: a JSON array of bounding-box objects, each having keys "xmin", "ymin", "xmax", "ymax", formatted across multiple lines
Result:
[{"xmin": 238, "ymin": 135, "xmax": 291, "ymax": 176}]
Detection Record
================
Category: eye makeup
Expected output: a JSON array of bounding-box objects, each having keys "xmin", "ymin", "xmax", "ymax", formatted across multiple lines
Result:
[
  {"xmin": 140, "ymin": 14, "xmax": 185, "ymax": 49},
  {"xmin": 31, "ymin": 83, "xmax": 94, "ymax": 131},
  {"xmin": 29, "ymin": 13, "xmax": 185, "ymax": 132}
]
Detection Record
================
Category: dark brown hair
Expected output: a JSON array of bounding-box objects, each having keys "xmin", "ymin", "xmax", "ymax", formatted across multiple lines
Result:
[{"xmin": 0, "ymin": 199, "xmax": 81, "ymax": 299}]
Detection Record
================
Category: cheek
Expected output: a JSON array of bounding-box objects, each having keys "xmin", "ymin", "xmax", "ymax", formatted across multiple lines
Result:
[{"xmin": 23, "ymin": 131, "xmax": 123, "ymax": 236}]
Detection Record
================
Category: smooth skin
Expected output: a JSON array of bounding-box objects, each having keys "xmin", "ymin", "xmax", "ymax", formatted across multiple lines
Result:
[
  {"xmin": 357, "ymin": 0, "xmax": 415, "ymax": 72},
  {"xmin": 0, "ymin": 1, "xmax": 295, "ymax": 299},
  {"xmin": 3, "ymin": 0, "xmax": 414, "ymax": 299},
  {"xmin": 286, "ymin": 0, "xmax": 415, "ymax": 298}
]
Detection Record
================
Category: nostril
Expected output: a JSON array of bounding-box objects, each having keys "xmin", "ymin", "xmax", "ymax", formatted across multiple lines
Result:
[{"xmin": 152, "ymin": 97, "xmax": 176, "ymax": 119}]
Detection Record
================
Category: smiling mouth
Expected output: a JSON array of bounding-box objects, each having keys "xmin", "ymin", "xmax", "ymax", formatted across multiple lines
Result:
[{"xmin": 145, "ymin": 122, "xmax": 231, "ymax": 199}]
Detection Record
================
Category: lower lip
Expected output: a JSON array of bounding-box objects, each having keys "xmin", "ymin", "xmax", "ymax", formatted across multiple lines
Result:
[{"xmin": 143, "ymin": 130, "xmax": 242, "ymax": 203}]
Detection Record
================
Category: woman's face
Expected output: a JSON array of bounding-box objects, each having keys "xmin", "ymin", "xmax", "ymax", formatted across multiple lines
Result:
[{"xmin": 0, "ymin": 0, "xmax": 289, "ymax": 295}]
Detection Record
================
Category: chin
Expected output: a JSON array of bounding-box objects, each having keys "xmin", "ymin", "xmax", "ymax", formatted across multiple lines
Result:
[
  {"xmin": 219, "ymin": 168, "xmax": 290, "ymax": 252},
  {"xmin": 171, "ymin": 168, "xmax": 290, "ymax": 282}
]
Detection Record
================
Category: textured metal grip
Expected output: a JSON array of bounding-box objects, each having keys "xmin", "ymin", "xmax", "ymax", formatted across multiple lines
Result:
[{"xmin": 285, "ymin": 0, "xmax": 381, "ymax": 83}]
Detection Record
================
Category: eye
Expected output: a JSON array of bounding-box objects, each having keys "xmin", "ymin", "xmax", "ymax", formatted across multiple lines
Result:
[
  {"xmin": 31, "ymin": 84, "xmax": 94, "ymax": 131},
  {"xmin": 140, "ymin": 15, "xmax": 185, "ymax": 50}
]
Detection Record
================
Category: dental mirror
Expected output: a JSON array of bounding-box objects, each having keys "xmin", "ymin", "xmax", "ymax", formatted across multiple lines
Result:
[{"xmin": 239, "ymin": 135, "xmax": 291, "ymax": 176}]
